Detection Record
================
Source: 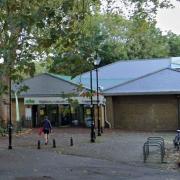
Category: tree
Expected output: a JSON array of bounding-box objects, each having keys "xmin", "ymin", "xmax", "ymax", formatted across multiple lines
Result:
[
  {"xmin": 0, "ymin": 0, "xmax": 56, "ymax": 93},
  {"xmin": 125, "ymin": 18, "xmax": 170, "ymax": 59},
  {"xmin": 165, "ymin": 32, "xmax": 180, "ymax": 57},
  {"xmin": 48, "ymin": 1, "xmax": 103, "ymax": 76},
  {"xmin": 0, "ymin": 0, "xmax": 100, "ymax": 94}
]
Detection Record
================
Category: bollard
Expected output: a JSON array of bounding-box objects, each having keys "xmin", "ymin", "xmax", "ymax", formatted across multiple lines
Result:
[
  {"xmin": 70, "ymin": 137, "xmax": 73, "ymax": 146},
  {"xmin": 37, "ymin": 140, "xmax": 41, "ymax": 149},
  {"xmin": 94, "ymin": 131, "xmax": 96, "ymax": 139},
  {"xmin": 101, "ymin": 127, "xmax": 103, "ymax": 133},
  {"xmin": 53, "ymin": 139, "xmax": 56, "ymax": 148}
]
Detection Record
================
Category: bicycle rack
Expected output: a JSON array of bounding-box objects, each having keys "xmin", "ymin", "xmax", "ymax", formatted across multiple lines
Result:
[{"xmin": 143, "ymin": 137, "xmax": 165, "ymax": 163}]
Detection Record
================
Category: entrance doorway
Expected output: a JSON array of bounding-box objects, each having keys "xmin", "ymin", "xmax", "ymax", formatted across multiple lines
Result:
[
  {"xmin": 46, "ymin": 105, "xmax": 59, "ymax": 126},
  {"xmin": 32, "ymin": 105, "xmax": 38, "ymax": 127},
  {"xmin": 60, "ymin": 105, "xmax": 71, "ymax": 126},
  {"xmin": 31, "ymin": 104, "xmax": 90, "ymax": 127}
]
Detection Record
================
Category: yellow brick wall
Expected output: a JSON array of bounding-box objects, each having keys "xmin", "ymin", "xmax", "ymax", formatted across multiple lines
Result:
[{"xmin": 111, "ymin": 95, "xmax": 178, "ymax": 131}]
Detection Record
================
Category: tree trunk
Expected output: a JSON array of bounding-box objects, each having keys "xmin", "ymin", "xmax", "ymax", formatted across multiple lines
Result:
[{"xmin": 0, "ymin": 75, "xmax": 9, "ymax": 128}]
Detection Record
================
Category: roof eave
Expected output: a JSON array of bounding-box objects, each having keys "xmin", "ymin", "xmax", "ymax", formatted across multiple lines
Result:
[{"xmin": 103, "ymin": 91, "xmax": 180, "ymax": 96}]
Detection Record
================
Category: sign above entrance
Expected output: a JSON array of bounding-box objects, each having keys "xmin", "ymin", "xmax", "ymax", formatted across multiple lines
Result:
[
  {"xmin": 24, "ymin": 97, "xmax": 68, "ymax": 105},
  {"xmin": 24, "ymin": 96, "xmax": 106, "ymax": 105}
]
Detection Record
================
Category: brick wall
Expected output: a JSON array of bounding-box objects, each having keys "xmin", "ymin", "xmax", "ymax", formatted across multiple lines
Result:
[
  {"xmin": 0, "ymin": 76, "xmax": 9, "ymax": 127},
  {"xmin": 106, "ymin": 95, "xmax": 178, "ymax": 131}
]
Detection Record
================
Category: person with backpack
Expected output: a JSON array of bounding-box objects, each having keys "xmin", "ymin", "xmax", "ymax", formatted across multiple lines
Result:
[{"xmin": 42, "ymin": 116, "xmax": 52, "ymax": 145}]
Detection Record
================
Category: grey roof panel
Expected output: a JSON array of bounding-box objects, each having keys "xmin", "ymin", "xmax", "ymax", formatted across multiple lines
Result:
[
  {"xmin": 20, "ymin": 74, "xmax": 79, "ymax": 97},
  {"xmin": 103, "ymin": 68, "xmax": 180, "ymax": 96},
  {"xmin": 74, "ymin": 58, "xmax": 171, "ymax": 90}
]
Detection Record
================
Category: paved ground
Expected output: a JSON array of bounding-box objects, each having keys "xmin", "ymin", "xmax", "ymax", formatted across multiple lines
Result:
[{"xmin": 0, "ymin": 128, "xmax": 180, "ymax": 179}]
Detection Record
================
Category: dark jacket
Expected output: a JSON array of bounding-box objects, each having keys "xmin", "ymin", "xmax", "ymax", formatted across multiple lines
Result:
[{"xmin": 43, "ymin": 119, "xmax": 52, "ymax": 131}]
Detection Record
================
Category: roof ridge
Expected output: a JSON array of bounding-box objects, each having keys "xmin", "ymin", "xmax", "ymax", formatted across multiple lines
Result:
[
  {"xmin": 103, "ymin": 68, "xmax": 171, "ymax": 92},
  {"xmin": 47, "ymin": 73, "xmax": 91, "ymax": 90},
  {"xmin": 48, "ymin": 73, "xmax": 73, "ymax": 81}
]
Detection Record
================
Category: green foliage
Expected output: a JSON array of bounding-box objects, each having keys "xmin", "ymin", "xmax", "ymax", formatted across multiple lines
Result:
[
  {"xmin": 165, "ymin": 32, "xmax": 180, "ymax": 57},
  {"xmin": 0, "ymin": 0, "xmax": 56, "ymax": 94},
  {"xmin": 0, "ymin": 126, "xmax": 7, "ymax": 136},
  {"xmin": 49, "ymin": 53, "xmax": 91, "ymax": 77},
  {"xmin": 0, "ymin": 0, "xmax": 100, "ymax": 95},
  {"xmin": 125, "ymin": 19, "xmax": 169, "ymax": 59},
  {"xmin": 45, "ymin": 0, "xmax": 102, "ymax": 76},
  {"xmin": 125, "ymin": 0, "xmax": 173, "ymax": 21}
]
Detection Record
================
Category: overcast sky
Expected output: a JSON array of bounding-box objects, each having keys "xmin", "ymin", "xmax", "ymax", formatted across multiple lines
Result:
[{"xmin": 156, "ymin": 0, "xmax": 180, "ymax": 35}]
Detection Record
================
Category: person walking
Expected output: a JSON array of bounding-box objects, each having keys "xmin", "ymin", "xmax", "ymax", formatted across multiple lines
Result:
[{"xmin": 42, "ymin": 116, "xmax": 52, "ymax": 145}]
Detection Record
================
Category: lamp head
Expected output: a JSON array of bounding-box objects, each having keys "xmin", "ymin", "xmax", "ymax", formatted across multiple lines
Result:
[
  {"xmin": 94, "ymin": 55, "xmax": 101, "ymax": 66},
  {"xmin": 98, "ymin": 86, "xmax": 104, "ymax": 91},
  {"xmin": 87, "ymin": 57, "xmax": 94, "ymax": 63}
]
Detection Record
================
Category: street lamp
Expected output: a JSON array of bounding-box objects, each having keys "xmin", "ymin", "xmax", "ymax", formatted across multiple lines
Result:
[
  {"xmin": 94, "ymin": 55, "xmax": 101, "ymax": 136},
  {"xmin": 87, "ymin": 57, "xmax": 95, "ymax": 143}
]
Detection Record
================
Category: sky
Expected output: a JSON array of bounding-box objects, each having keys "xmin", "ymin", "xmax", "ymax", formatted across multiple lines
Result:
[
  {"xmin": 156, "ymin": 0, "xmax": 180, "ymax": 35},
  {"xmin": 101, "ymin": 0, "xmax": 180, "ymax": 35}
]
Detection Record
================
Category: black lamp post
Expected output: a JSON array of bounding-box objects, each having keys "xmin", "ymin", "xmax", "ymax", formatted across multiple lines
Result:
[
  {"xmin": 8, "ymin": 76, "xmax": 12, "ymax": 149},
  {"xmin": 90, "ymin": 70, "xmax": 95, "ymax": 142},
  {"xmin": 87, "ymin": 57, "xmax": 95, "ymax": 143},
  {"xmin": 94, "ymin": 55, "xmax": 101, "ymax": 136}
]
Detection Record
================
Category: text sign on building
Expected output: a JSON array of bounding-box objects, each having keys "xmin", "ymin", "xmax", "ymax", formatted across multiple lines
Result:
[
  {"xmin": 24, "ymin": 96, "xmax": 106, "ymax": 105},
  {"xmin": 24, "ymin": 97, "xmax": 69, "ymax": 105}
]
